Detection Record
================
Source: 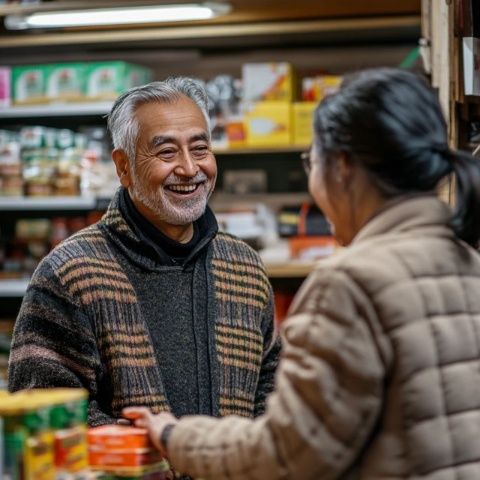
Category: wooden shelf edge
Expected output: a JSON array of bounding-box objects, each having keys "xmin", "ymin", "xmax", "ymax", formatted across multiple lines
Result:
[
  {"xmin": 0, "ymin": 15, "xmax": 420, "ymax": 49},
  {"xmin": 265, "ymin": 261, "xmax": 317, "ymax": 278}
]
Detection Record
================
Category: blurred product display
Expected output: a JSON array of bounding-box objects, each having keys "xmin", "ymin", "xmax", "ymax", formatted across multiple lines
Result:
[
  {"xmin": 0, "ymin": 212, "xmax": 103, "ymax": 280},
  {"xmin": 0, "ymin": 388, "xmax": 172, "ymax": 479},
  {"xmin": 0, "ymin": 127, "xmax": 116, "ymax": 198},
  {"xmin": 205, "ymin": 63, "xmax": 342, "ymax": 149},
  {"xmin": 11, "ymin": 61, "xmax": 152, "ymax": 105},
  {"xmin": 0, "ymin": 61, "xmax": 341, "ymax": 151}
]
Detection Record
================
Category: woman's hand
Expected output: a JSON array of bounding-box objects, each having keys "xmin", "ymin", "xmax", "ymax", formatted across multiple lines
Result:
[{"xmin": 123, "ymin": 406, "xmax": 178, "ymax": 457}]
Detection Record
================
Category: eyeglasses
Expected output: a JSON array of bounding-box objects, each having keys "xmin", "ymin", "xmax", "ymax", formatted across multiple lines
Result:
[{"xmin": 301, "ymin": 151, "xmax": 311, "ymax": 176}]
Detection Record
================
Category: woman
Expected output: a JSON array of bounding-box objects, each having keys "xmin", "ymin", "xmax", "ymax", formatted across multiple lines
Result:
[{"xmin": 124, "ymin": 68, "xmax": 480, "ymax": 479}]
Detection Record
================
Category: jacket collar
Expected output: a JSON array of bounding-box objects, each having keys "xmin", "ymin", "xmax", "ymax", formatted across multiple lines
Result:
[
  {"xmin": 352, "ymin": 194, "xmax": 454, "ymax": 245},
  {"xmin": 99, "ymin": 187, "xmax": 217, "ymax": 271}
]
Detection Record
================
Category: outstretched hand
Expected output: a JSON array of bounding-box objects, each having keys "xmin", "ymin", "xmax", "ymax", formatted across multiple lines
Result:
[{"xmin": 123, "ymin": 406, "xmax": 178, "ymax": 457}]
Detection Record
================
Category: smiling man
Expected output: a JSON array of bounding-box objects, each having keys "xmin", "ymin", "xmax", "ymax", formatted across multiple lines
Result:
[{"xmin": 8, "ymin": 78, "xmax": 280, "ymax": 428}]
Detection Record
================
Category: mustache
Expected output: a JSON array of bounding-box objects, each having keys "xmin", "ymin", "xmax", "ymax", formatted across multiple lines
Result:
[{"xmin": 164, "ymin": 172, "xmax": 208, "ymax": 186}]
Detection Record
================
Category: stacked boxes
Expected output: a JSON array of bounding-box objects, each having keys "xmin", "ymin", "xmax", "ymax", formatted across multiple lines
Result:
[
  {"xmin": 11, "ymin": 61, "xmax": 152, "ymax": 105},
  {"xmin": 238, "ymin": 63, "xmax": 342, "ymax": 148},
  {"xmin": 88, "ymin": 425, "xmax": 172, "ymax": 479},
  {"xmin": 242, "ymin": 62, "xmax": 293, "ymax": 147}
]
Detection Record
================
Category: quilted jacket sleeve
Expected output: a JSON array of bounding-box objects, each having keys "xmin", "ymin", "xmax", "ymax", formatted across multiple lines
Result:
[
  {"xmin": 167, "ymin": 267, "xmax": 386, "ymax": 480},
  {"xmin": 8, "ymin": 258, "xmax": 116, "ymax": 427}
]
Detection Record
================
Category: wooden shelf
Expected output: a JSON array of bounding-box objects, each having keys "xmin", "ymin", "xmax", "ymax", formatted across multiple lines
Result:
[
  {"xmin": 214, "ymin": 145, "xmax": 307, "ymax": 155},
  {"xmin": 265, "ymin": 261, "xmax": 316, "ymax": 278},
  {"xmin": 0, "ymin": 16, "xmax": 420, "ymax": 50}
]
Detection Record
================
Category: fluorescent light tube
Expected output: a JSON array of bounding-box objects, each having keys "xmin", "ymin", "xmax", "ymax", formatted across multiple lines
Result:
[{"xmin": 5, "ymin": 2, "xmax": 231, "ymax": 30}]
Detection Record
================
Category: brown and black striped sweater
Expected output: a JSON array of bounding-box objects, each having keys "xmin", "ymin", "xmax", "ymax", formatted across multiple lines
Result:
[{"xmin": 8, "ymin": 191, "xmax": 280, "ymax": 426}]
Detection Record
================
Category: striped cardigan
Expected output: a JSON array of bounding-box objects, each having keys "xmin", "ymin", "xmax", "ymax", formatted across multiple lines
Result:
[{"xmin": 8, "ymin": 192, "xmax": 280, "ymax": 426}]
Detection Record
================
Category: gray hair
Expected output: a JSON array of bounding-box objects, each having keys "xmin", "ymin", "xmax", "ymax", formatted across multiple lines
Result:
[{"xmin": 107, "ymin": 77, "xmax": 210, "ymax": 163}]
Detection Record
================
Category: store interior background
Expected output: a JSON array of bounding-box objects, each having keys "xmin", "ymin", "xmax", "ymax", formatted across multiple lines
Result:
[{"xmin": 0, "ymin": 0, "xmax": 422, "ymax": 387}]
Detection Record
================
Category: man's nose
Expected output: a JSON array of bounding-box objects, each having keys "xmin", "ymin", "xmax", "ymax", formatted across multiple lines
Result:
[{"xmin": 175, "ymin": 150, "xmax": 199, "ymax": 177}]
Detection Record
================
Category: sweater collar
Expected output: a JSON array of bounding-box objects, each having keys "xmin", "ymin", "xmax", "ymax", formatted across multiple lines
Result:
[
  {"xmin": 100, "ymin": 187, "xmax": 218, "ymax": 270},
  {"xmin": 352, "ymin": 193, "xmax": 454, "ymax": 246}
]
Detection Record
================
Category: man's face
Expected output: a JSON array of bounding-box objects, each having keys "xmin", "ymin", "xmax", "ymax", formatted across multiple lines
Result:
[{"xmin": 129, "ymin": 96, "xmax": 217, "ymax": 226}]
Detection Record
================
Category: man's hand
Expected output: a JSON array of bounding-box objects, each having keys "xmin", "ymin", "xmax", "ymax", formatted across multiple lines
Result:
[{"xmin": 123, "ymin": 406, "xmax": 178, "ymax": 457}]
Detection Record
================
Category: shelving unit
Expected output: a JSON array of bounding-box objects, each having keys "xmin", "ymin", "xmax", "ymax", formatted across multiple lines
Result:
[{"xmin": 0, "ymin": 1, "xmax": 422, "ymax": 313}]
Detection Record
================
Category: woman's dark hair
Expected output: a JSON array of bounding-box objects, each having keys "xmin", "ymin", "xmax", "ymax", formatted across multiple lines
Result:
[{"xmin": 313, "ymin": 68, "xmax": 480, "ymax": 247}]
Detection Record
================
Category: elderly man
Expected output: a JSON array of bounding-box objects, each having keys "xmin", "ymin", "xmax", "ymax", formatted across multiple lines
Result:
[{"xmin": 8, "ymin": 77, "xmax": 280, "ymax": 426}]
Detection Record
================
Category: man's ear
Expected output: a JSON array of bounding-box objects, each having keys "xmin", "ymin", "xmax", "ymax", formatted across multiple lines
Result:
[{"xmin": 112, "ymin": 149, "xmax": 131, "ymax": 188}]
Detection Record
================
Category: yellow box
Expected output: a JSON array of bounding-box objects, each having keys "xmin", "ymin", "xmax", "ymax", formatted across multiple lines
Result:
[
  {"xmin": 242, "ymin": 63, "xmax": 294, "ymax": 102},
  {"xmin": 244, "ymin": 102, "xmax": 291, "ymax": 147},
  {"xmin": 292, "ymin": 102, "xmax": 317, "ymax": 146},
  {"xmin": 302, "ymin": 75, "xmax": 342, "ymax": 102}
]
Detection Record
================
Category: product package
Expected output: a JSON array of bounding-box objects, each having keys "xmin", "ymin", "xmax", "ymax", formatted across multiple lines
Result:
[
  {"xmin": 242, "ymin": 62, "xmax": 294, "ymax": 102},
  {"xmin": 85, "ymin": 62, "xmax": 152, "ymax": 100},
  {"xmin": 0, "ymin": 67, "xmax": 11, "ymax": 108},
  {"xmin": 292, "ymin": 101, "xmax": 317, "ymax": 146},
  {"xmin": 243, "ymin": 101, "xmax": 292, "ymax": 146},
  {"xmin": 45, "ymin": 63, "xmax": 86, "ymax": 102},
  {"xmin": 12, "ymin": 65, "xmax": 48, "ymax": 105}
]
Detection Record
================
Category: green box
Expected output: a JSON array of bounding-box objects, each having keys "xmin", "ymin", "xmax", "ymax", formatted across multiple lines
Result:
[
  {"xmin": 12, "ymin": 65, "xmax": 48, "ymax": 105},
  {"xmin": 85, "ymin": 61, "xmax": 152, "ymax": 100},
  {"xmin": 45, "ymin": 63, "xmax": 86, "ymax": 102}
]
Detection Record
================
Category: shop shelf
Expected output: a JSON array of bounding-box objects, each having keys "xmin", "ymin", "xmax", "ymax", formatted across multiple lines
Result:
[
  {"xmin": 0, "ymin": 279, "xmax": 29, "ymax": 297},
  {"xmin": 0, "ymin": 102, "xmax": 113, "ymax": 118},
  {"xmin": 0, "ymin": 196, "xmax": 97, "ymax": 211}
]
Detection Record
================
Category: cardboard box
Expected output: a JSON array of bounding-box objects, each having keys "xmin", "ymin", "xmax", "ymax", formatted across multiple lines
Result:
[
  {"xmin": 85, "ymin": 62, "xmax": 152, "ymax": 100},
  {"xmin": 46, "ymin": 63, "xmax": 86, "ymax": 102},
  {"xmin": 244, "ymin": 101, "xmax": 291, "ymax": 147},
  {"xmin": 12, "ymin": 65, "xmax": 48, "ymax": 105},
  {"xmin": 242, "ymin": 63, "xmax": 294, "ymax": 102},
  {"xmin": 0, "ymin": 67, "xmax": 11, "ymax": 108},
  {"xmin": 292, "ymin": 101, "xmax": 317, "ymax": 146},
  {"xmin": 302, "ymin": 75, "xmax": 342, "ymax": 102}
]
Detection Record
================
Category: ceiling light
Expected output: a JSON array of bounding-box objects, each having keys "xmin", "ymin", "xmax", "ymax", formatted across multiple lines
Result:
[{"xmin": 5, "ymin": 2, "xmax": 231, "ymax": 30}]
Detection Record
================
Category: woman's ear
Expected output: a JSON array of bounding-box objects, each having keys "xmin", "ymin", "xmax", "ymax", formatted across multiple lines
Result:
[
  {"xmin": 112, "ymin": 149, "xmax": 131, "ymax": 188},
  {"xmin": 334, "ymin": 152, "xmax": 354, "ymax": 187}
]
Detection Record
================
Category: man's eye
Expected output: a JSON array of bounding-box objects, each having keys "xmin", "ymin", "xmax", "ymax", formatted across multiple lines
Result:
[
  {"xmin": 158, "ymin": 150, "xmax": 176, "ymax": 159},
  {"xmin": 192, "ymin": 146, "xmax": 209, "ymax": 156}
]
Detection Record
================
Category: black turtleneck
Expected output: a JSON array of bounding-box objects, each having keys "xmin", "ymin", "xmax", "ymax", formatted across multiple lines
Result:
[
  {"xmin": 117, "ymin": 187, "xmax": 218, "ymax": 418},
  {"xmin": 119, "ymin": 187, "xmax": 215, "ymax": 266}
]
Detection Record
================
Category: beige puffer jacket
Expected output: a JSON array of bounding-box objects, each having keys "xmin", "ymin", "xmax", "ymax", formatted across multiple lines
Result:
[{"xmin": 168, "ymin": 195, "xmax": 480, "ymax": 479}]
